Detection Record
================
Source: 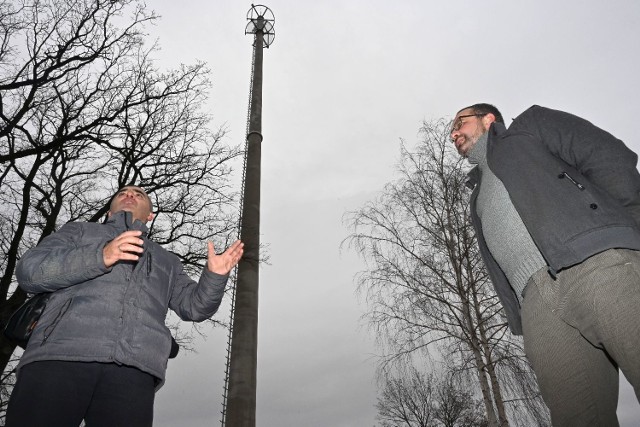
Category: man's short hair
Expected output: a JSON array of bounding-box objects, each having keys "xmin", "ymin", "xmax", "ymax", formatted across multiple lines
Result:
[{"xmin": 458, "ymin": 103, "xmax": 504, "ymax": 124}]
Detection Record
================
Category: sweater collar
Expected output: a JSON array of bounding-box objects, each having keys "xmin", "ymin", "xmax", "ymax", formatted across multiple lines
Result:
[{"xmin": 466, "ymin": 132, "xmax": 489, "ymax": 166}]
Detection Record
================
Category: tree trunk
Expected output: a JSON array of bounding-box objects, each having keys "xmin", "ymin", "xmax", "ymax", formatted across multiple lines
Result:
[
  {"xmin": 461, "ymin": 297, "xmax": 499, "ymax": 427},
  {"xmin": 474, "ymin": 291, "xmax": 510, "ymax": 427}
]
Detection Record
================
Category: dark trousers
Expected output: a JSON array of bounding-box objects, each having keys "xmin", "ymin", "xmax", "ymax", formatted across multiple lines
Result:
[{"xmin": 6, "ymin": 361, "xmax": 156, "ymax": 427}]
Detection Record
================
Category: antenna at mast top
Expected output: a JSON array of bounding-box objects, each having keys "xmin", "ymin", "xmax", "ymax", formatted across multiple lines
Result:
[{"xmin": 245, "ymin": 4, "xmax": 275, "ymax": 47}]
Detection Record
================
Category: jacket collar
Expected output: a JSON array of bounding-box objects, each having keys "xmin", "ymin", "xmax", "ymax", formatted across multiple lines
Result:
[
  {"xmin": 489, "ymin": 121, "xmax": 507, "ymax": 137},
  {"xmin": 105, "ymin": 210, "xmax": 149, "ymax": 233},
  {"xmin": 466, "ymin": 166, "xmax": 480, "ymax": 189}
]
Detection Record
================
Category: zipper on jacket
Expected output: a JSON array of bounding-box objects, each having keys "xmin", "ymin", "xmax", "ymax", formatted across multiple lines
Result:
[
  {"xmin": 147, "ymin": 251, "xmax": 152, "ymax": 276},
  {"xmin": 124, "ymin": 211, "xmax": 132, "ymax": 230},
  {"xmin": 559, "ymin": 171, "xmax": 585, "ymax": 190},
  {"xmin": 41, "ymin": 298, "xmax": 73, "ymax": 345}
]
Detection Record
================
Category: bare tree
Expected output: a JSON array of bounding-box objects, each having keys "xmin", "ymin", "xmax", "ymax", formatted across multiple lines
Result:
[
  {"xmin": 0, "ymin": 0, "xmax": 241, "ymax": 403},
  {"xmin": 376, "ymin": 365, "xmax": 487, "ymax": 427},
  {"xmin": 433, "ymin": 373, "xmax": 487, "ymax": 427},
  {"xmin": 345, "ymin": 119, "xmax": 549, "ymax": 427},
  {"xmin": 376, "ymin": 365, "xmax": 436, "ymax": 427}
]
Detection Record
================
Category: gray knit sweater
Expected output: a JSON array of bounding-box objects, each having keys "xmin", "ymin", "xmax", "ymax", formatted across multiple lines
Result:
[{"xmin": 467, "ymin": 133, "xmax": 546, "ymax": 301}]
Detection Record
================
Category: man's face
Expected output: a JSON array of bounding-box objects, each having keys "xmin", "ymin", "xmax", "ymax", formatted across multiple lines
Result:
[
  {"xmin": 109, "ymin": 186, "xmax": 154, "ymax": 223},
  {"xmin": 450, "ymin": 108, "xmax": 491, "ymax": 157}
]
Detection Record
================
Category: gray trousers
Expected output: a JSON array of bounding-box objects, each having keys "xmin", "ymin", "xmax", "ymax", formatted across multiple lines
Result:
[{"xmin": 521, "ymin": 249, "xmax": 640, "ymax": 427}]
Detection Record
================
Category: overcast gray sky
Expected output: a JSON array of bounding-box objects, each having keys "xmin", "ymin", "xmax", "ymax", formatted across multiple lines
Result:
[{"xmin": 145, "ymin": 1, "xmax": 640, "ymax": 426}]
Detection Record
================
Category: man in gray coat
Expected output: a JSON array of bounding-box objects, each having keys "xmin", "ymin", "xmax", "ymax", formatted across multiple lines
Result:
[
  {"xmin": 7, "ymin": 185, "xmax": 244, "ymax": 427},
  {"xmin": 451, "ymin": 103, "xmax": 640, "ymax": 426}
]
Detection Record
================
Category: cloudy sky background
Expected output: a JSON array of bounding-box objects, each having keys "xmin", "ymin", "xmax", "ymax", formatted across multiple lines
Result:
[{"xmin": 142, "ymin": 1, "xmax": 640, "ymax": 426}]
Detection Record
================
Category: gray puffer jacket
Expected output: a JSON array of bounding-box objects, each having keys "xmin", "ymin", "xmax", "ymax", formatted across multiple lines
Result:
[{"xmin": 15, "ymin": 211, "xmax": 228, "ymax": 383}]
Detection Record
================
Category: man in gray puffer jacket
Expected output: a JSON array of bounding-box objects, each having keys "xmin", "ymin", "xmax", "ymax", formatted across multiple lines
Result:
[{"xmin": 6, "ymin": 185, "xmax": 244, "ymax": 427}]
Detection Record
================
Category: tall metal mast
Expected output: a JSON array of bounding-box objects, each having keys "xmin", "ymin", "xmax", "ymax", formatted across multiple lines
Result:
[{"xmin": 222, "ymin": 5, "xmax": 275, "ymax": 427}]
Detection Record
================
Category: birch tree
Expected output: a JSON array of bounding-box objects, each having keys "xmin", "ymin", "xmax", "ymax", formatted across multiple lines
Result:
[{"xmin": 345, "ymin": 119, "xmax": 549, "ymax": 427}]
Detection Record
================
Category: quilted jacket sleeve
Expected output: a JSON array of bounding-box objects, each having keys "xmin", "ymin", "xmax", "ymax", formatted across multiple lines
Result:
[
  {"xmin": 16, "ymin": 222, "xmax": 110, "ymax": 293},
  {"xmin": 168, "ymin": 261, "xmax": 229, "ymax": 322}
]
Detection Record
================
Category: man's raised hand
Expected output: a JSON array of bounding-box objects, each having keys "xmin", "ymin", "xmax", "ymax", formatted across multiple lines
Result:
[{"xmin": 207, "ymin": 240, "xmax": 244, "ymax": 275}]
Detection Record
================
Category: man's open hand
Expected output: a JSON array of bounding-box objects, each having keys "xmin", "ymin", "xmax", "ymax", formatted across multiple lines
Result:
[{"xmin": 207, "ymin": 240, "xmax": 244, "ymax": 275}]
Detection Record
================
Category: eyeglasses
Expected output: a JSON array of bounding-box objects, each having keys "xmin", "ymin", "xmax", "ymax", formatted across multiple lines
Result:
[{"xmin": 450, "ymin": 113, "xmax": 486, "ymax": 133}]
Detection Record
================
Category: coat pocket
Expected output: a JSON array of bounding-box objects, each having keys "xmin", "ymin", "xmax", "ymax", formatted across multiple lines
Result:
[{"xmin": 41, "ymin": 297, "xmax": 73, "ymax": 345}]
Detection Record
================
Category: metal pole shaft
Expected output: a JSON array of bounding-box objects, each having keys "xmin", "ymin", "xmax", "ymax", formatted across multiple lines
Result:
[{"xmin": 225, "ymin": 28, "xmax": 264, "ymax": 427}]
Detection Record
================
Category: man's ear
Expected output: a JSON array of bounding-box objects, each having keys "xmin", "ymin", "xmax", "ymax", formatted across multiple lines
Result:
[
  {"xmin": 146, "ymin": 212, "xmax": 155, "ymax": 223},
  {"xmin": 482, "ymin": 113, "xmax": 496, "ymax": 127},
  {"xmin": 107, "ymin": 211, "xmax": 113, "ymax": 218}
]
